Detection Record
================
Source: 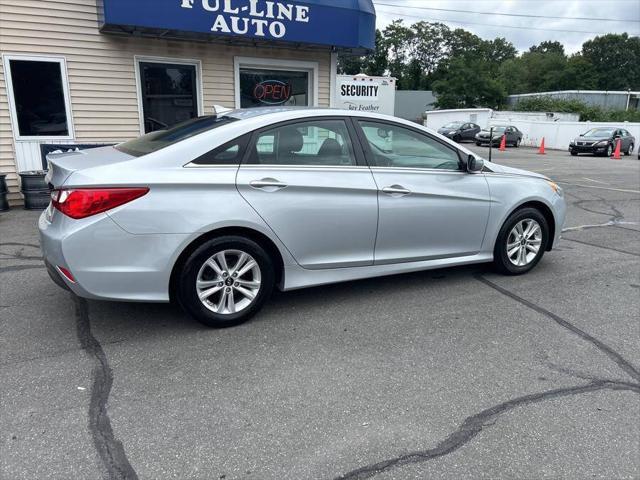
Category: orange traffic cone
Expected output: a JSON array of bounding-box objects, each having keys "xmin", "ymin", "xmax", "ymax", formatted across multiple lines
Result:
[
  {"xmin": 499, "ymin": 134, "xmax": 506, "ymax": 151},
  {"xmin": 611, "ymin": 139, "xmax": 621, "ymax": 160},
  {"xmin": 538, "ymin": 137, "xmax": 546, "ymax": 155}
]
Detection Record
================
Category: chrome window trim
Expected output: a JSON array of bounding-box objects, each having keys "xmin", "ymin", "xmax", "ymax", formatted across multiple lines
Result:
[
  {"xmin": 183, "ymin": 163, "xmax": 241, "ymax": 169},
  {"xmin": 238, "ymin": 164, "xmax": 370, "ymax": 172},
  {"xmin": 370, "ymin": 166, "xmax": 467, "ymax": 175}
]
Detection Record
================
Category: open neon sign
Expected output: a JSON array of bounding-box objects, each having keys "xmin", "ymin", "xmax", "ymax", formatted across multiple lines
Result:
[{"xmin": 253, "ymin": 80, "xmax": 292, "ymax": 105}]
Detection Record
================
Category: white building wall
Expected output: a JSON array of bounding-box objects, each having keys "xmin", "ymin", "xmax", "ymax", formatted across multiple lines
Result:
[{"xmin": 424, "ymin": 109, "xmax": 493, "ymax": 130}]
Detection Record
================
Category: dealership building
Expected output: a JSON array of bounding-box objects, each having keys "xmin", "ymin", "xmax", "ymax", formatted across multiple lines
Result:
[{"xmin": 0, "ymin": 0, "xmax": 376, "ymax": 203}]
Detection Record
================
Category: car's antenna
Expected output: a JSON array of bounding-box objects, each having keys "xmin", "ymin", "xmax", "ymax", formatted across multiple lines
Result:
[{"xmin": 212, "ymin": 104, "xmax": 233, "ymax": 117}]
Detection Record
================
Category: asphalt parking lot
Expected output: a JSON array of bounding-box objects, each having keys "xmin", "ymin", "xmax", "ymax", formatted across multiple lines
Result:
[{"xmin": 1, "ymin": 146, "xmax": 639, "ymax": 480}]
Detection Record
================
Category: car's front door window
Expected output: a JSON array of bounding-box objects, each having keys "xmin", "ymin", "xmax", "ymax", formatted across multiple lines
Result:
[{"xmin": 358, "ymin": 121, "xmax": 460, "ymax": 170}]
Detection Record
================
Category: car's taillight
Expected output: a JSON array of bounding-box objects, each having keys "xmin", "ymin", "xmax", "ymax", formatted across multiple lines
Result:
[{"xmin": 51, "ymin": 187, "xmax": 149, "ymax": 219}]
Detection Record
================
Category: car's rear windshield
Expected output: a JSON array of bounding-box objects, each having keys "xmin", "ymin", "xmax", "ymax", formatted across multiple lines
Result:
[
  {"xmin": 583, "ymin": 128, "xmax": 613, "ymax": 137},
  {"xmin": 116, "ymin": 116, "xmax": 237, "ymax": 157}
]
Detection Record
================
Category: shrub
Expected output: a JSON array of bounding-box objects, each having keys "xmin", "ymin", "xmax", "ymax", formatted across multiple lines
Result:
[{"xmin": 511, "ymin": 97, "xmax": 640, "ymax": 122}]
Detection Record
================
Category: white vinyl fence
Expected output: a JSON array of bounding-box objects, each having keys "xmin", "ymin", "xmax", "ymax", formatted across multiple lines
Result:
[{"xmin": 486, "ymin": 119, "xmax": 640, "ymax": 153}]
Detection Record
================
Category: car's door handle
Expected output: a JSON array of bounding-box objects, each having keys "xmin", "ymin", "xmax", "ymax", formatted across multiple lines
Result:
[
  {"xmin": 249, "ymin": 178, "xmax": 288, "ymax": 190},
  {"xmin": 382, "ymin": 185, "xmax": 411, "ymax": 196}
]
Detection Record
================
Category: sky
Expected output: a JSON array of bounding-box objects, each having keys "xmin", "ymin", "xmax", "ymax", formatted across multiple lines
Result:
[{"xmin": 373, "ymin": 0, "xmax": 640, "ymax": 54}]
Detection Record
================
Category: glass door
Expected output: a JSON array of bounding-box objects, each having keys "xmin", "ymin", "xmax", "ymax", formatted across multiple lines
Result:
[{"xmin": 138, "ymin": 61, "xmax": 199, "ymax": 133}]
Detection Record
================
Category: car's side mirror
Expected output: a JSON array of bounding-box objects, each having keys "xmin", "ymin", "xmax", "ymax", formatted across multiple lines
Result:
[{"xmin": 467, "ymin": 154, "xmax": 484, "ymax": 172}]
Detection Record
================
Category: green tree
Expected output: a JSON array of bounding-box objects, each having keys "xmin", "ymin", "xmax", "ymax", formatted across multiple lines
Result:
[
  {"xmin": 529, "ymin": 40, "xmax": 565, "ymax": 56},
  {"xmin": 432, "ymin": 57, "xmax": 506, "ymax": 108},
  {"xmin": 337, "ymin": 29, "xmax": 387, "ymax": 76},
  {"xmin": 581, "ymin": 33, "xmax": 640, "ymax": 90}
]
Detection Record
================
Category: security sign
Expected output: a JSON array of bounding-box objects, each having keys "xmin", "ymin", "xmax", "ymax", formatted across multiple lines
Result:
[{"xmin": 335, "ymin": 75, "xmax": 396, "ymax": 115}]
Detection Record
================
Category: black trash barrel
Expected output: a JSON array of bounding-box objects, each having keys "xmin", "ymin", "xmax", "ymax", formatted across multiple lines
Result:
[
  {"xmin": 0, "ymin": 174, "xmax": 9, "ymax": 212},
  {"xmin": 19, "ymin": 171, "xmax": 50, "ymax": 210}
]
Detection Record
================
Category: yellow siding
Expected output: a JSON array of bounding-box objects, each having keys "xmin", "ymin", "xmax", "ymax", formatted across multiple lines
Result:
[{"xmin": 0, "ymin": 0, "xmax": 332, "ymax": 203}]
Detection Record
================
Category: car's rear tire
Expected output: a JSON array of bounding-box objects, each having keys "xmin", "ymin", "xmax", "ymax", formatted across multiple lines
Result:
[
  {"xmin": 515, "ymin": 138, "xmax": 521, "ymax": 148},
  {"xmin": 177, "ymin": 236, "xmax": 275, "ymax": 328},
  {"xmin": 493, "ymin": 208, "xmax": 549, "ymax": 275},
  {"xmin": 626, "ymin": 143, "xmax": 634, "ymax": 156},
  {"xmin": 570, "ymin": 150, "xmax": 578, "ymax": 156},
  {"xmin": 476, "ymin": 141, "xmax": 481, "ymax": 146}
]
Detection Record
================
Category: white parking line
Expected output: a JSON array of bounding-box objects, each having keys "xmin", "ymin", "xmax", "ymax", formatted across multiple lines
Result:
[{"xmin": 581, "ymin": 177, "xmax": 609, "ymax": 185}]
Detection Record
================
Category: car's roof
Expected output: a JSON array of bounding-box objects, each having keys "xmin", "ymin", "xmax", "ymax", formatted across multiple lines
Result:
[{"xmin": 222, "ymin": 106, "xmax": 397, "ymax": 122}]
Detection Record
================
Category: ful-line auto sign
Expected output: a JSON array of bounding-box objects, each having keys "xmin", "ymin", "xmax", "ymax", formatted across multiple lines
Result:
[
  {"xmin": 99, "ymin": 0, "xmax": 376, "ymax": 50},
  {"xmin": 180, "ymin": 0, "xmax": 309, "ymax": 39}
]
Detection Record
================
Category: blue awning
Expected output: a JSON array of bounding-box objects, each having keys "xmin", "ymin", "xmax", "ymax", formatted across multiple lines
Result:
[{"xmin": 99, "ymin": 0, "xmax": 376, "ymax": 51}]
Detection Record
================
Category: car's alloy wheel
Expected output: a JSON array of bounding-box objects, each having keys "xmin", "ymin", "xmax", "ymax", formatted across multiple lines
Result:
[
  {"xmin": 196, "ymin": 250, "xmax": 261, "ymax": 315},
  {"xmin": 177, "ymin": 236, "xmax": 274, "ymax": 327},
  {"xmin": 505, "ymin": 219, "xmax": 542, "ymax": 267},
  {"xmin": 493, "ymin": 208, "xmax": 548, "ymax": 275}
]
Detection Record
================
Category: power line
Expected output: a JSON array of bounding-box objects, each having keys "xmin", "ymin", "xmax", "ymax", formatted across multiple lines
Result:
[
  {"xmin": 374, "ymin": 1, "xmax": 640, "ymax": 23},
  {"xmin": 375, "ymin": 6, "xmax": 639, "ymax": 35}
]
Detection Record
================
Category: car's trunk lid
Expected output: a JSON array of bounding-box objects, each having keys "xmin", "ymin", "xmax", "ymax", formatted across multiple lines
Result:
[{"xmin": 45, "ymin": 146, "xmax": 134, "ymax": 188}]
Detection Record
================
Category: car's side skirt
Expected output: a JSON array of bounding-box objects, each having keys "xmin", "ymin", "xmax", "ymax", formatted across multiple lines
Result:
[{"xmin": 281, "ymin": 253, "xmax": 493, "ymax": 291}]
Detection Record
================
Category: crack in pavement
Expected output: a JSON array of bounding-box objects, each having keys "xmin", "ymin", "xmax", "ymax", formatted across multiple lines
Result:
[
  {"xmin": 0, "ymin": 264, "xmax": 45, "ymax": 273},
  {"xmin": 561, "ymin": 237, "xmax": 640, "ymax": 257},
  {"xmin": 333, "ymin": 275, "xmax": 640, "ymax": 479},
  {"xmin": 335, "ymin": 381, "xmax": 638, "ymax": 480},
  {"xmin": 476, "ymin": 276, "xmax": 639, "ymax": 382},
  {"xmin": 72, "ymin": 295, "xmax": 138, "ymax": 480}
]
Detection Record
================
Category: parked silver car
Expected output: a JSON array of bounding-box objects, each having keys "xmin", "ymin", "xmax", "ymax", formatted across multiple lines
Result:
[{"xmin": 40, "ymin": 108, "xmax": 566, "ymax": 327}]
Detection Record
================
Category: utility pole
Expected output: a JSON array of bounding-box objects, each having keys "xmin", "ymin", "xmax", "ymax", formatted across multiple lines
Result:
[{"xmin": 488, "ymin": 127, "xmax": 493, "ymax": 163}]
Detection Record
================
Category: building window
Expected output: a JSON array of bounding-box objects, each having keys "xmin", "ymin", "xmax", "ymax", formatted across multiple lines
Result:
[
  {"xmin": 234, "ymin": 57, "xmax": 318, "ymax": 109},
  {"xmin": 136, "ymin": 58, "xmax": 201, "ymax": 134},
  {"xmin": 3, "ymin": 56, "xmax": 73, "ymax": 139},
  {"xmin": 239, "ymin": 68, "xmax": 309, "ymax": 108}
]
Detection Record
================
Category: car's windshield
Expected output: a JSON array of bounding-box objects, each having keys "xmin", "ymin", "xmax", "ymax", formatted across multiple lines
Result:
[
  {"xmin": 482, "ymin": 126, "xmax": 506, "ymax": 133},
  {"xmin": 582, "ymin": 128, "xmax": 614, "ymax": 137},
  {"xmin": 116, "ymin": 116, "xmax": 237, "ymax": 157},
  {"xmin": 443, "ymin": 122, "xmax": 464, "ymax": 129}
]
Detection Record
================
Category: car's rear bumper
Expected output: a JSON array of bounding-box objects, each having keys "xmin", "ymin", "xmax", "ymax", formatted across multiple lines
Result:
[{"xmin": 39, "ymin": 209, "xmax": 189, "ymax": 302}]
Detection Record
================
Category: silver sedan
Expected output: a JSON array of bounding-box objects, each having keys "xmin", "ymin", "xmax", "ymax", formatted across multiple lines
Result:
[{"xmin": 40, "ymin": 108, "xmax": 566, "ymax": 327}]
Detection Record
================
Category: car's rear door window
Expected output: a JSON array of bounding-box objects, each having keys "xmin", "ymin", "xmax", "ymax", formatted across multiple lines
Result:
[
  {"xmin": 247, "ymin": 120, "xmax": 356, "ymax": 166},
  {"xmin": 358, "ymin": 120, "xmax": 460, "ymax": 170},
  {"xmin": 191, "ymin": 134, "xmax": 251, "ymax": 165}
]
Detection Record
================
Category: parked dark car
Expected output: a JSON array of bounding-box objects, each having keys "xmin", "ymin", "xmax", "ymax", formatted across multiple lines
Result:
[
  {"xmin": 475, "ymin": 125, "xmax": 523, "ymax": 147},
  {"xmin": 569, "ymin": 128, "xmax": 635, "ymax": 157},
  {"xmin": 437, "ymin": 121, "xmax": 481, "ymax": 143}
]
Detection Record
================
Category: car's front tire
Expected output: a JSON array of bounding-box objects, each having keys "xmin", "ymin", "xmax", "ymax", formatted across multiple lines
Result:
[
  {"xmin": 603, "ymin": 144, "xmax": 613, "ymax": 157},
  {"xmin": 626, "ymin": 143, "xmax": 634, "ymax": 156},
  {"xmin": 570, "ymin": 150, "xmax": 578, "ymax": 156},
  {"xmin": 493, "ymin": 208, "xmax": 549, "ymax": 275},
  {"xmin": 177, "ymin": 236, "xmax": 275, "ymax": 328}
]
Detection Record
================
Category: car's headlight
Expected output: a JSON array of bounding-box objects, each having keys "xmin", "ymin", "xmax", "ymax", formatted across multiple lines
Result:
[
  {"xmin": 595, "ymin": 140, "xmax": 608, "ymax": 146},
  {"xmin": 547, "ymin": 180, "xmax": 563, "ymax": 197}
]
